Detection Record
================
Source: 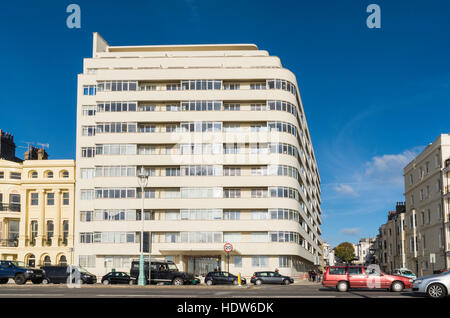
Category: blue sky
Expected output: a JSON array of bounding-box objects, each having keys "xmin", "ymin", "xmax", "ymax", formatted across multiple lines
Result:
[{"xmin": 0, "ymin": 0, "xmax": 449, "ymax": 247}]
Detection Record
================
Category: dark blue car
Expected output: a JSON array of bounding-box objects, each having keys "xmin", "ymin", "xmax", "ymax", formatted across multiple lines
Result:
[{"xmin": 0, "ymin": 260, "xmax": 45, "ymax": 284}]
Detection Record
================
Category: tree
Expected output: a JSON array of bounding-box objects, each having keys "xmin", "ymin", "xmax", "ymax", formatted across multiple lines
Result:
[{"xmin": 334, "ymin": 242, "xmax": 356, "ymax": 264}]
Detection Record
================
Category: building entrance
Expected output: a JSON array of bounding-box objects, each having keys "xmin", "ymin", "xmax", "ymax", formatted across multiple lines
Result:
[{"xmin": 187, "ymin": 256, "xmax": 221, "ymax": 277}]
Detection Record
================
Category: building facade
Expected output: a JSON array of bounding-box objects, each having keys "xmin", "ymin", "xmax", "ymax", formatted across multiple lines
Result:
[
  {"xmin": 75, "ymin": 33, "xmax": 323, "ymax": 278},
  {"xmin": 0, "ymin": 132, "xmax": 76, "ymax": 267},
  {"xmin": 377, "ymin": 203, "xmax": 406, "ymax": 273},
  {"xmin": 322, "ymin": 242, "xmax": 335, "ymax": 266},
  {"xmin": 353, "ymin": 238, "xmax": 376, "ymax": 265},
  {"xmin": 403, "ymin": 134, "xmax": 450, "ymax": 276}
]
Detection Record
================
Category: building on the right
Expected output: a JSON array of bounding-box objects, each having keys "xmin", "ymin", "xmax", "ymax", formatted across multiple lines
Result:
[
  {"xmin": 403, "ymin": 134, "xmax": 450, "ymax": 276},
  {"xmin": 353, "ymin": 238, "xmax": 376, "ymax": 265}
]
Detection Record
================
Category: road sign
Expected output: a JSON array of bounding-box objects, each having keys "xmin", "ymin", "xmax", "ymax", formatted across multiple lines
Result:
[{"xmin": 224, "ymin": 243, "xmax": 233, "ymax": 253}]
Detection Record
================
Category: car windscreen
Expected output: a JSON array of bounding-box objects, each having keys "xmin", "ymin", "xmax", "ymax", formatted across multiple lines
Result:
[
  {"xmin": 401, "ymin": 270, "xmax": 414, "ymax": 275},
  {"xmin": 11, "ymin": 261, "xmax": 27, "ymax": 267}
]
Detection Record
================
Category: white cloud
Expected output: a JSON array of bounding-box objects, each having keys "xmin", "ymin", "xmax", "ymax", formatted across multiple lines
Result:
[
  {"xmin": 340, "ymin": 228, "xmax": 361, "ymax": 236},
  {"xmin": 333, "ymin": 184, "xmax": 358, "ymax": 197},
  {"xmin": 363, "ymin": 148, "xmax": 422, "ymax": 185}
]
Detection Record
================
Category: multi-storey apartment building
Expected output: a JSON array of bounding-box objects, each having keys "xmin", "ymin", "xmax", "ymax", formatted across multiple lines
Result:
[
  {"xmin": 404, "ymin": 134, "xmax": 450, "ymax": 276},
  {"xmin": 377, "ymin": 203, "xmax": 406, "ymax": 272},
  {"xmin": 0, "ymin": 132, "xmax": 76, "ymax": 267},
  {"xmin": 75, "ymin": 33, "xmax": 323, "ymax": 278}
]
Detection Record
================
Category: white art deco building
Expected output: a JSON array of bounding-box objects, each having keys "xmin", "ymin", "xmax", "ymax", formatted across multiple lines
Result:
[{"xmin": 75, "ymin": 33, "xmax": 323, "ymax": 278}]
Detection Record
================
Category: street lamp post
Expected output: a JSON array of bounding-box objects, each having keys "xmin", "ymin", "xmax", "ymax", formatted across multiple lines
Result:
[{"xmin": 138, "ymin": 167, "xmax": 149, "ymax": 286}]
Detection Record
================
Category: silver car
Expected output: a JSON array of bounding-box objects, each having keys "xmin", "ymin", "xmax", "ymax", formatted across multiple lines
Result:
[{"xmin": 412, "ymin": 270, "xmax": 450, "ymax": 298}]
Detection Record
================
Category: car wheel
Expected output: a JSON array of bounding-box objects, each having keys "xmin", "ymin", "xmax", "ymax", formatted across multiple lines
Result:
[
  {"xmin": 14, "ymin": 274, "xmax": 26, "ymax": 285},
  {"xmin": 390, "ymin": 281, "xmax": 404, "ymax": 292},
  {"xmin": 206, "ymin": 280, "xmax": 213, "ymax": 286},
  {"xmin": 336, "ymin": 281, "xmax": 349, "ymax": 292},
  {"xmin": 255, "ymin": 279, "xmax": 262, "ymax": 286},
  {"xmin": 427, "ymin": 283, "xmax": 447, "ymax": 299},
  {"xmin": 102, "ymin": 279, "xmax": 110, "ymax": 285},
  {"xmin": 42, "ymin": 278, "xmax": 50, "ymax": 285},
  {"xmin": 283, "ymin": 279, "xmax": 290, "ymax": 285},
  {"xmin": 172, "ymin": 277, "xmax": 184, "ymax": 286}
]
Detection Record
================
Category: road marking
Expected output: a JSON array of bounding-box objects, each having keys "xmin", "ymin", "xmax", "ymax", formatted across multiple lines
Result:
[
  {"xmin": 231, "ymin": 295, "xmax": 337, "ymax": 298},
  {"xmin": 0, "ymin": 293, "xmax": 65, "ymax": 297},
  {"xmin": 96, "ymin": 294, "xmax": 198, "ymax": 298}
]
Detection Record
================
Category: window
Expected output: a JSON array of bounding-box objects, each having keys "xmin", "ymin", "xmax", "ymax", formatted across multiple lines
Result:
[
  {"xmin": 81, "ymin": 189, "xmax": 94, "ymax": 200},
  {"xmin": 82, "ymin": 126, "xmax": 96, "ymax": 136},
  {"xmin": 279, "ymin": 256, "xmax": 291, "ymax": 268},
  {"xmin": 224, "ymin": 167, "xmax": 241, "ymax": 176},
  {"xmin": 31, "ymin": 193, "xmax": 39, "ymax": 206},
  {"xmin": 30, "ymin": 171, "xmax": 38, "ymax": 179},
  {"xmin": 46, "ymin": 193, "xmax": 54, "ymax": 206},
  {"xmin": 224, "ymin": 189, "xmax": 241, "ymax": 198},
  {"xmin": 10, "ymin": 172, "xmax": 21, "ymax": 180},
  {"xmin": 251, "ymin": 232, "xmax": 268, "ymax": 242},
  {"xmin": 82, "ymin": 105, "xmax": 96, "ymax": 116},
  {"xmin": 46, "ymin": 171, "xmax": 53, "ymax": 179},
  {"xmin": 223, "ymin": 211, "xmax": 240, "ymax": 220},
  {"xmin": 9, "ymin": 194, "xmax": 20, "ymax": 211},
  {"xmin": 234, "ymin": 256, "xmax": 242, "ymax": 268},
  {"xmin": 0, "ymin": 171, "xmax": 4, "ymax": 178},
  {"xmin": 63, "ymin": 192, "xmax": 69, "ymax": 205},
  {"xmin": 61, "ymin": 171, "xmax": 69, "ymax": 178},
  {"xmin": 79, "ymin": 255, "xmax": 96, "ymax": 268},
  {"xmin": 83, "ymin": 85, "xmax": 96, "ymax": 96},
  {"xmin": 46, "ymin": 220, "xmax": 54, "ymax": 242},
  {"xmin": 251, "ymin": 256, "xmax": 268, "ymax": 267},
  {"xmin": 81, "ymin": 147, "xmax": 95, "ymax": 158},
  {"xmin": 251, "ymin": 211, "xmax": 267, "ymax": 220},
  {"xmin": 329, "ymin": 267, "xmax": 347, "ymax": 275},
  {"xmin": 80, "ymin": 168, "xmax": 95, "ymax": 179},
  {"xmin": 224, "ymin": 232, "xmax": 241, "ymax": 243},
  {"xmin": 62, "ymin": 220, "xmax": 69, "ymax": 245},
  {"xmin": 348, "ymin": 267, "xmax": 363, "ymax": 275},
  {"xmin": 31, "ymin": 221, "xmax": 38, "ymax": 244},
  {"xmin": 97, "ymin": 81, "xmax": 137, "ymax": 92}
]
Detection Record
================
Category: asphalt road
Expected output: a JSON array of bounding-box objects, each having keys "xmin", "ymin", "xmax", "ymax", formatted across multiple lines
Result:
[{"xmin": 0, "ymin": 283, "xmax": 424, "ymax": 298}]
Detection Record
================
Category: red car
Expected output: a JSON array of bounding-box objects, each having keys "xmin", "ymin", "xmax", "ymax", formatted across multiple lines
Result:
[{"xmin": 322, "ymin": 266, "xmax": 413, "ymax": 292}]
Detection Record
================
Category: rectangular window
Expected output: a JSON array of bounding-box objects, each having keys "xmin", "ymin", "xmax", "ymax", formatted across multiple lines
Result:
[
  {"xmin": 47, "ymin": 193, "xmax": 54, "ymax": 206},
  {"xmin": 251, "ymin": 256, "xmax": 268, "ymax": 268},
  {"xmin": 31, "ymin": 193, "xmax": 39, "ymax": 206},
  {"xmin": 10, "ymin": 172, "xmax": 21, "ymax": 180},
  {"xmin": 234, "ymin": 256, "xmax": 242, "ymax": 268},
  {"xmin": 63, "ymin": 192, "xmax": 69, "ymax": 205}
]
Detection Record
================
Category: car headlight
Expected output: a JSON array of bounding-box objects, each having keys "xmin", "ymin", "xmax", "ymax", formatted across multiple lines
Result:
[
  {"xmin": 26, "ymin": 270, "xmax": 33, "ymax": 274},
  {"xmin": 408, "ymin": 279, "xmax": 413, "ymax": 282},
  {"xmin": 41, "ymin": 270, "xmax": 46, "ymax": 274}
]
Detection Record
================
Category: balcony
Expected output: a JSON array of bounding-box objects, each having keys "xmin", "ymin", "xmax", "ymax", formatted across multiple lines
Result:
[
  {"xmin": 0, "ymin": 203, "xmax": 20, "ymax": 212},
  {"xmin": 0, "ymin": 239, "xmax": 19, "ymax": 247}
]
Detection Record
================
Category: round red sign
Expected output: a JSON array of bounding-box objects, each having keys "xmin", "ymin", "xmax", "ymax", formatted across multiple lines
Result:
[{"xmin": 224, "ymin": 243, "xmax": 233, "ymax": 252}]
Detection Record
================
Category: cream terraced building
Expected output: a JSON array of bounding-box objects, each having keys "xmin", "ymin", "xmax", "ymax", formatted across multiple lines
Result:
[
  {"xmin": 0, "ymin": 148, "xmax": 75, "ymax": 267},
  {"xmin": 75, "ymin": 33, "xmax": 323, "ymax": 278}
]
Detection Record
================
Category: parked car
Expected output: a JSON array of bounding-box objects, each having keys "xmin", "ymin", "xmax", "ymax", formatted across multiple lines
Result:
[
  {"xmin": 250, "ymin": 271, "xmax": 294, "ymax": 285},
  {"xmin": 130, "ymin": 260, "xmax": 199, "ymax": 285},
  {"xmin": 392, "ymin": 268, "xmax": 417, "ymax": 280},
  {"xmin": 40, "ymin": 265, "xmax": 97, "ymax": 284},
  {"xmin": 412, "ymin": 270, "xmax": 450, "ymax": 298},
  {"xmin": 0, "ymin": 260, "xmax": 45, "ymax": 285},
  {"xmin": 322, "ymin": 266, "xmax": 413, "ymax": 292},
  {"xmin": 204, "ymin": 271, "xmax": 246, "ymax": 285},
  {"xmin": 102, "ymin": 271, "xmax": 135, "ymax": 285}
]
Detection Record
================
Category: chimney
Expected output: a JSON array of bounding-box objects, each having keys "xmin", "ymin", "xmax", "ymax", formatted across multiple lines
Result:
[
  {"xmin": 24, "ymin": 146, "xmax": 48, "ymax": 160},
  {"xmin": 0, "ymin": 129, "xmax": 20, "ymax": 162}
]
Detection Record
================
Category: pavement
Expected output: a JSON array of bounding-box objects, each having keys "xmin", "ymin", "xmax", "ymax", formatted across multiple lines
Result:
[{"xmin": 0, "ymin": 282, "xmax": 424, "ymax": 298}]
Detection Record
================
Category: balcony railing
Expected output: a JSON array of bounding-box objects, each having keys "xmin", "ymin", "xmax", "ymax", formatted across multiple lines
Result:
[
  {"xmin": 0, "ymin": 239, "xmax": 19, "ymax": 247},
  {"xmin": 0, "ymin": 203, "xmax": 21, "ymax": 212}
]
